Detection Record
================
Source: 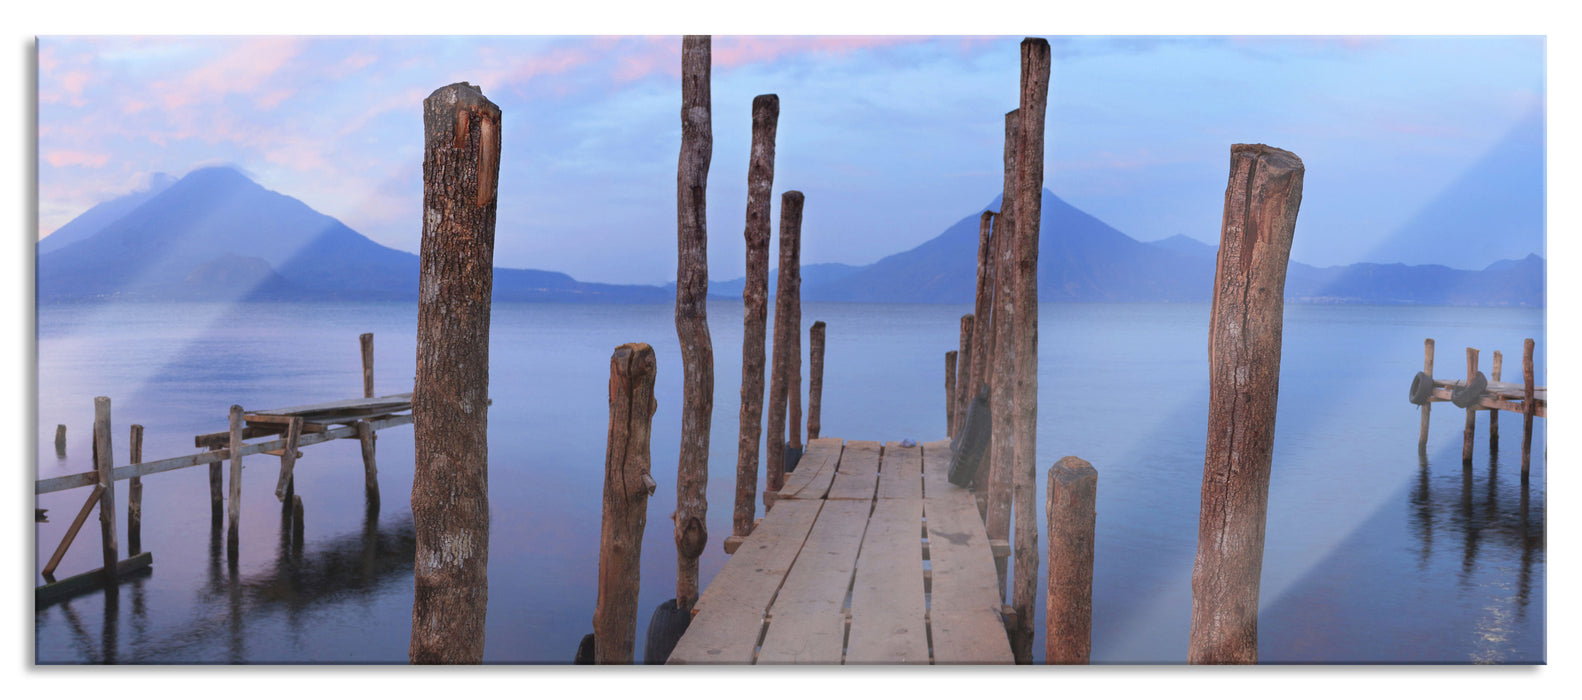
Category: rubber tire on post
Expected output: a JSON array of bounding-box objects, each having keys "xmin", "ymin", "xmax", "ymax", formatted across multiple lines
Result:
[
  {"xmin": 574, "ymin": 632, "xmax": 595, "ymax": 664},
  {"xmin": 783, "ymin": 444, "xmax": 804, "ymax": 473},
  {"xmin": 1408, "ymin": 371, "xmax": 1435, "ymax": 406},
  {"xmin": 1451, "ymin": 371, "xmax": 1488, "ymax": 409},
  {"xmin": 643, "ymin": 599, "xmax": 691, "ymax": 665},
  {"xmin": 947, "ymin": 386, "xmax": 992, "ymax": 488}
]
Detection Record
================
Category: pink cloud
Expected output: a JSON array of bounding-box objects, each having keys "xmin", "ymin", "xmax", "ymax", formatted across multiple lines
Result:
[
  {"xmin": 45, "ymin": 149, "xmax": 111, "ymax": 168},
  {"xmin": 151, "ymin": 37, "xmax": 304, "ymax": 111},
  {"xmin": 712, "ymin": 36, "xmax": 926, "ymax": 68}
]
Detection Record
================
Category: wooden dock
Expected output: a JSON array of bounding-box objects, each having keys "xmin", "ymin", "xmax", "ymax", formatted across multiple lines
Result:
[{"xmin": 667, "ymin": 437, "xmax": 1013, "ymax": 664}]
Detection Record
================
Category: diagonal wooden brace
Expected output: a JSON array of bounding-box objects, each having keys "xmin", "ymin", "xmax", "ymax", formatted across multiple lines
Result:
[{"xmin": 274, "ymin": 416, "xmax": 304, "ymax": 502}]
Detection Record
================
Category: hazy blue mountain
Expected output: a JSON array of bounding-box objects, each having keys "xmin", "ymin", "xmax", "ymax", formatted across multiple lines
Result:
[
  {"xmin": 37, "ymin": 172, "xmax": 176, "ymax": 256},
  {"xmin": 1148, "ymin": 234, "xmax": 1218, "ymax": 260},
  {"xmin": 700, "ymin": 262, "xmax": 864, "ymax": 300},
  {"xmin": 37, "ymin": 167, "xmax": 672, "ymax": 303}
]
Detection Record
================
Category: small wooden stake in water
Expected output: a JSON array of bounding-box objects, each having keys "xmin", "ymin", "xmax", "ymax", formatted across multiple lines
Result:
[
  {"xmin": 55, "ymin": 424, "xmax": 66, "ymax": 456},
  {"xmin": 361, "ymin": 333, "xmax": 375, "ymax": 398},
  {"xmin": 808, "ymin": 321, "xmax": 826, "ymax": 441},
  {"xmin": 1463, "ymin": 347, "xmax": 1479, "ymax": 463},
  {"xmin": 945, "ymin": 350, "xmax": 959, "ymax": 437},
  {"xmin": 129, "ymin": 424, "xmax": 144, "ymax": 556},
  {"xmin": 1046, "ymin": 456, "xmax": 1097, "ymax": 665},
  {"xmin": 595, "ymin": 343, "xmax": 659, "ymax": 664},
  {"xmin": 1419, "ymin": 339, "xmax": 1434, "ymax": 450},
  {"xmin": 94, "ymin": 397, "xmax": 118, "ymax": 587}
]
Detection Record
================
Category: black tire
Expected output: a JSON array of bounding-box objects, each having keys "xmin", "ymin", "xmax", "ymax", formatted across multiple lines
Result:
[
  {"xmin": 574, "ymin": 632, "xmax": 595, "ymax": 664},
  {"xmin": 947, "ymin": 386, "xmax": 992, "ymax": 488},
  {"xmin": 1408, "ymin": 371, "xmax": 1434, "ymax": 406},
  {"xmin": 643, "ymin": 599, "xmax": 691, "ymax": 665},
  {"xmin": 1451, "ymin": 371, "xmax": 1488, "ymax": 408},
  {"xmin": 783, "ymin": 444, "xmax": 804, "ymax": 473}
]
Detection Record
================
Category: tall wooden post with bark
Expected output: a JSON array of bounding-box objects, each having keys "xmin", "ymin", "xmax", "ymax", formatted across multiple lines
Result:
[
  {"xmin": 765, "ymin": 191, "xmax": 804, "ymax": 503},
  {"xmin": 969, "ymin": 210, "xmax": 997, "ymax": 415},
  {"xmin": 361, "ymin": 332, "xmax": 375, "ymax": 398},
  {"xmin": 1462, "ymin": 348, "xmax": 1479, "ymax": 463},
  {"xmin": 1188, "ymin": 143, "xmax": 1304, "ymax": 665},
  {"xmin": 808, "ymin": 320, "xmax": 826, "ymax": 440},
  {"xmin": 595, "ymin": 343, "xmax": 659, "ymax": 664},
  {"xmin": 1046, "ymin": 456, "xmax": 1097, "ymax": 664},
  {"xmin": 1523, "ymin": 338, "xmax": 1535, "ymax": 475},
  {"xmin": 411, "ymin": 81, "xmax": 501, "ymax": 664},
  {"xmin": 673, "ymin": 35, "xmax": 714, "ymax": 613},
  {"xmin": 986, "ymin": 110, "xmax": 1019, "ymax": 596},
  {"xmin": 1009, "ymin": 37, "xmax": 1050, "ymax": 664},
  {"xmin": 733, "ymin": 93, "xmax": 779, "ymax": 539},
  {"xmin": 945, "ymin": 350, "xmax": 959, "ymax": 435}
]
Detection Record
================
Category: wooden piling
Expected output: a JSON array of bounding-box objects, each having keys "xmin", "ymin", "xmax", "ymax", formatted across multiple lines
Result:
[
  {"xmin": 1523, "ymin": 338, "xmax": 1535, "ymax": 475},
  {"xmin": 1490, "ymin": 350, "xmax": 1502, "ymax": 444},
  {"xmin": 1046, "ymin": 456, "xmax": 1097, "ymax": 665},
  {"xmin": 945, "ymin": 350, "xmax": 959, "ymax": 436},
  {"xmin": 789, "ymin": 310, "xmax": 803, "ymax": 456},
  {"xmin": 93, "ymin": 397, "xmax": 118, "ymax": 587},
  {"xmin": 733, "ymin": 93, "xmax": 779, "ymax": 539},
  {"xmin": 808, "ymin": 320, "xmax": 825, "ymax": 440},
  {"xmin": 55, "ymin": 424, "xmax": 66, "ymax": 456},
  {"xmin": 1188, "ymin": 143, "xmax": 1304, "ymax": 665},
  {"xmin": 1419, "ymin": 339, "xmax": 1435, "ymax": 449},
  {"xmin": 1009, "ymin": 37, "xmax": 1051, "ymax": 665},
  {"xmin": 274, "ymin": 416, "xmax": 303, "ymax": 502},
  {"xmin": 227, "ymin": 404, "xmax": 243, "ymax": 551},
  {"xmin": 954, "ymin": 314, "xmax": 975, "ymax": 438},
  {"xmin": 968, "ymin": 210, "xmax": 997, "ymax": 423},
  {"xmin": 595, "ymin": 343, "xmax": 660, "ymax": 664},
  {"xmin": 985, "ymin": 110, "xmax": 1019, "ymax": 596},
  {"xmin": 411, "ymin": 81, "xmax": 501, "ymax": 664},
  {"xmin": 673, "ymin": 35, "xmax": 714, "ymax": 614},
  {"xmin": 765, "ymin": 190, "xmax": 805, "ymax": 502},
  {"xmin": 358, "ymin": 420, "xmax": 379, "ymax": 505},
  {"xmin": 291, "ymin": 495, "xmax": 305, "ymax": 547},
  {"xmin": 1463, "ymin": 348, "xmax": 1479, "ymax": 463},
  {"xmin": 129, "ymin": 424, "xmax": 143, "ymax": 556},
  {"xmin": 361, "ymin": 333, "xmax": 375, "ymax": 398}
]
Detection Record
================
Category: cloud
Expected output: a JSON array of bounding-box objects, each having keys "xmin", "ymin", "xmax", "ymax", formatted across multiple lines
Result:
[
  {"xmin": 149, "ymin": 37, "xmax": 304, "ymax": 111},
  {"xmin": 44, "ymin": 150, "xmax": 111, "ymax": 168}
]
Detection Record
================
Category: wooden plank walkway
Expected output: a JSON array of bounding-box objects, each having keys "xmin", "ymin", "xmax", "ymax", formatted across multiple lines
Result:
[{"xmin": 668, "ymin": 438, "xmax": 1012, "ymax": 665}]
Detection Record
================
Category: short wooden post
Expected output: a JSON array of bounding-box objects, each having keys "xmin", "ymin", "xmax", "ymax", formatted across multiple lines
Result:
[
  {"xmin": 595, "ymin": 343, "xmax": 659, "ymax": 664},
  {"xmin": 129, "ymin": 424, "xmax": 144, "ymax": 556},
  {"xmin": 227, "ymin": 405, "xmax": 243, "ymax": 552},
  {"xmin": 672, "ymin": 35, "xmax": 714, "ymax": 614},
  {"xmin": 808, "ymin": 321, "xmax": 825, "ymax": 440},
  {"xmin": 411, "ymin": 81, "xmax": 502, "ymax": 664},
  {"xmin": 274, "ymin": 416, "xmax": 303, "ymax": 502},
  {"xmin": 1046, "ymin": 456, "xmax": 1097, "ymax": 665},
  {"xmin": 94, "ymin": 397, "xmax": 118, "ymax": 586},
  {"xmin": 358, "ymin": 420, "xmax": 379, "ymax": 506},
  {"xmin": 1489, "ymin": 350, "xmax": 1502, "ymax": 444},
  {"xmin": 954, "ymin": 314, "xmax": 975, "ymax": 438},
  {"xmin": 361, "ymin": 332, "xmax": 375, "ymax": 398},
  {"xmin": 765, "ymin": 190, "xmax": 804, "ymax": 503},
  {"xmin": 986, "ymin": 110, "xmax": 1019, "ymax": 597},
  {"xmin": 55, "ymin": 424, "xmax": 66, "ymax": 456},
  {"xmin": 1463, "ymin": 348, "xmax": 1479, "ymax": 463},
  {"xmin": 1188, "ymin": 143, "xmax": 1305, "ymax": 665},
  {"xmin": 1009, "ymin": 37, "xmax": 1051, "ymax": 664},
  {"xmin": 1523, "ymin": 338, "xmax": 1535, "ymax": 475},
  {"xmin": 1419, "ymin": 339, "xmax": 1434, "ymax": 449},
  {"xmin": 732, "ymin": 93, "xmax": 779, "ymax": 539},
  {"xmin": 945, "ymin": 350, "xmax": 959, "ymax": 436}
]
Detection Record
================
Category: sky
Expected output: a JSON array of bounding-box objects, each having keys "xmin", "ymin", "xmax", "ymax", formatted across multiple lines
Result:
[{"xmin": 36, "ymin": 34, "xmax": 1545, "ymax": 284}]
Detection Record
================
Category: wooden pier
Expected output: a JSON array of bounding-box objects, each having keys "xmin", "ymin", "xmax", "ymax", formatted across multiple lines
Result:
[
  {"xmin": 667, "ymin": 438, "xmax": 1013, "ymax": 664},
  {"xmin": 1410, "ymin": 338, "xmax": 1544, "ymax": 471}
]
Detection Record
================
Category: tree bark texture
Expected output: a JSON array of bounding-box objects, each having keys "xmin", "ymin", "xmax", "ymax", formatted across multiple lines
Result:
[
  {"xmin": 986, "ymin": 110, "xmax": 1019, "ymax": 596},
  {"xmin": 94, "ymin": 397, "xmax": 117, "ymax": 584},
  {"xmin": 1010, "ymin": 38, "xmax": 1050, "ymax": 664},
  {"xmin": 954, "ymin": 314, "xmax": 975, "ymax": 438},
  {"xmin": 1045, "ymin": 456, "xmax": 1097, "ymax": 665},
  {"xmin": 1188, "ymin": 143, "xmax": 1304, "ymax": 665},
  {"xmin": 808, "ymin": 320, "xmax": 825, "ymax": 440},
  {"xmin": 765, "ymin": 191, "xmax": 804, "ymax": 502},
  {"xmin": 733, "ymin": 94, "xmax": 779, "ymax": 538},
  {"xmin": 673, "ymin": 35, "xmax": 714, "ymax": 613},
  {"xmin": 945, "ymin": 350, "xmax": 959, "ymax": 436},
  {"xmin": 595, "ymin": 343, "xmax": 659, "ymax": 664},
  {"xmin": 361, "ymin": 332, "xmax": 375, "ymax": 398},
  {"xmin": 969, "ymin": 210, "xmax": 997, "ymax": 411},
  {"xmin": 411, "ymin": 81, "xmax": 501, "ymax": 664}
]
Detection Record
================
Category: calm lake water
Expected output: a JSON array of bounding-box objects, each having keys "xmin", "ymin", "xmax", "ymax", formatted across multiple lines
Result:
[{"xmin": 33, "ymin": 300, "xmax": 1546, "ymax": 664}]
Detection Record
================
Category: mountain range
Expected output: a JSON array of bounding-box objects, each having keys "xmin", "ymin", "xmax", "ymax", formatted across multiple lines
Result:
[{"xmin": 37, "ymin": 167, "xmax": 1544, "ymax": 307}]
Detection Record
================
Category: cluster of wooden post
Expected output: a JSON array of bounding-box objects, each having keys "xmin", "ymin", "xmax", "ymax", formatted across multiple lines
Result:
[{"xmin": 1419, "ymin": 337, "xmax": 1540, "ymax": 473}]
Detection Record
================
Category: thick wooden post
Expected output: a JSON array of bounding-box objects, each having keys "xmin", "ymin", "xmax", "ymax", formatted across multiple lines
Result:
[
  {"xmin": 733, "ymin": 93, "xmax": 779, "ymax": 539},
  {"xmin": 1009, "ymin": 37, "xmax": 1051, "ymax": 664},
  {"xmin": 788, "ymin": 310, "xmax": 803, "ymax": 455},
  {"xmin": 1188, "ymin": 143, "xmax": 1304, "ymax": 665},
  {"xmin": 945, "ymin": 350, "xmax": 959, "ymax": 435},
  {"xmin": 673, "ymin": 35, "xmax": 714, "ymax": 614},
  {"xmin": 1489, "ymin": 350, "xmax": 1502, "ymax": 444},
  {"xmin": 55, "ymin": 424, "xmax": 66, "ymax": 456},
  {"xmin": 1463, "ymin": 348, "xmax": 1479, "ymax": 463},
  {"xmin": 969, "ymin": 210, "xmax": 997, "ymax": 417},
  {"xmin": 986, "ymin": 110, "xmax": 1019, "ymax": 596},
  {"xmin": 359, "ymin": 420, "xmax": 379, "ymax": 506},
  {"xmin": 595, "ymin": 343, "xmax": 659, "ymax": 664},
  {"xmin": 94, "ymin": 397, "xmax": 117, "ymax": 585},
  {"xmin": 808, "ymin": 320, "xmax": 825, "ymax": 440},
  {"xmin": 1419, "ymin": 339, "xmax": 1435, "ymax": 449},
  {"xmin": 1046, "ymin": 456, "xmax": 1097, "ymax": 665},
  {"xmin": 765, "ymin": 191, "xmax": 804, "ymax": 503},
  {"xmin": 1522, "ymin": 338, "xmax": 1535, "ymax": 475},
  {"xmin": 954, "ymin": 314, "xmax": 975, "ymax": 437},
  {"xmin": 129, "ymin": 424, "xmax": 144, "ymax": 556},
  {"xmin": 411, "ymin": 81, "xmax": 501, "ymax": 664},
  {"xmin": 226, "ymin": 404, "xmax": 243, "ymax": 554},
  {"xmin": 361, "ymin": 332, "xmax": 375, "ymax": 398}
]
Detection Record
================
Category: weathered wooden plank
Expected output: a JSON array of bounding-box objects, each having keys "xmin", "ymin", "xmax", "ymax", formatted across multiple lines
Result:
[
  {"xmin": 846, "ymin": 498, "xmax": 929, "ymax": 664},
  {"xmin": 37, "ymin": 414, "xmax": 414, "ymax": 495},
  {"xmin": 247, "ymin": 393, "xmax": 412, "ymax": 417},
  {"xmin": 930, "ymin": 611, "xmax": 1014, "ymax": 664},
  {"xmin": 35, "ymin": 551, "xmax": 153, "ymax": 608},
  {"xmin": 827, "ymin": 440, "xmax": 881, "ymax": 501},
  {"xmin": 758, "ymin": 499, "xmax": 871, "ymax": 663},
  {"xmin": 920, "ymin": 439, "xmax": 972, "ymax": 506},
  {"xmin": 778, "ymin": 438, "xmax": 842, "ymax": 501},
  {"xmin": 922, "ymin": 438, "xmax": 1009, "ymax": 663},
  {"xmin": 876, "ymin": 441, "xmax": 922, "ymax": 501},
  {"xmin": 670, "ymin": 499, "xmax": 823, "ymax": 664}
]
